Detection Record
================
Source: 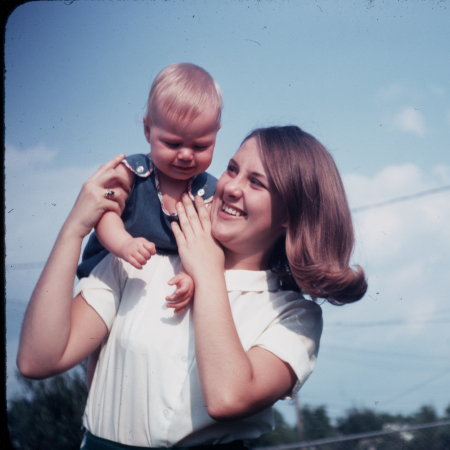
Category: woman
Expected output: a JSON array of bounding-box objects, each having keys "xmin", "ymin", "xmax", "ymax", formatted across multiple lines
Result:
[{"xmin": 17, "ymin": 126, "xmax": 367, "ymax": 448}]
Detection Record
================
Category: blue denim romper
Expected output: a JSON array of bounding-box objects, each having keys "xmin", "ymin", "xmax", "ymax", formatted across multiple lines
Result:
[{"xmin": 76, "ymin": 154, "xmax": 217, "ymax": 279}]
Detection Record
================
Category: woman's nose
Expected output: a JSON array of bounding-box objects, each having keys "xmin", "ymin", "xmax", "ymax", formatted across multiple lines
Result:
[
  {"xmin": 223, "ymin": 177, "xmax": 243, "ymax": 198},
  {"xmin": 177, "ymin": 147, "xmax": 194, "ymax": 161}
]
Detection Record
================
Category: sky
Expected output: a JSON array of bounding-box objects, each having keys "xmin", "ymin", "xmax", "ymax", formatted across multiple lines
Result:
[{"xmin": 4, "ymin": 0, "xmax": 450, "ymax": 428}]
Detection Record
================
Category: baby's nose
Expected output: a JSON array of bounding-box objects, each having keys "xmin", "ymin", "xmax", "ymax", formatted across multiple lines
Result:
[{"xmin": 177, "ymin": 148, "xmax": 194, "ymax": 160}]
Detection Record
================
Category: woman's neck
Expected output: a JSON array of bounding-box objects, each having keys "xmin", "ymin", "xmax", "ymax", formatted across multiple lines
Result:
[{"xmin": 223, "ymin": 248, "xmax": 270, "ymax": 271}]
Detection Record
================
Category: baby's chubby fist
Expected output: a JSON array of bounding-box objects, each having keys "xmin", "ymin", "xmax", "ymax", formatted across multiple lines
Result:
[
  {"xmin": 120, "ymin": 237, "xmax": 156, "ymax": 269},
  {"xmin": 166, "ymin": 272, "xmax": 195, "ymax": 314}
]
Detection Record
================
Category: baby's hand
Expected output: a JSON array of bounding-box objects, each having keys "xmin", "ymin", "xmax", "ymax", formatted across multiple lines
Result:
[
  {"xmin": 166, "ymin": 273, "xmax": 195, "ymax": 314},
  {"xmin": 120, "ymin": 237, "xmax": 156, "ymax": 269}
]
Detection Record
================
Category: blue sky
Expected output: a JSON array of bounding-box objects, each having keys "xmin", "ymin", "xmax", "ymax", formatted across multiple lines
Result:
[{"xmin": 5, "ymin": 0, "xmax": 450, "ymax": 426}]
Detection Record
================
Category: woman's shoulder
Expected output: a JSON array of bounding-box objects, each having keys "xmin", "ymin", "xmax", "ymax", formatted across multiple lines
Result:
[
  {"xmin": 270, "ymin": 290, "xmax": 322, "ymax": 322},
  {"xmin": 225, "ymin": 269, "xmax": 322, "ymax": 324}
]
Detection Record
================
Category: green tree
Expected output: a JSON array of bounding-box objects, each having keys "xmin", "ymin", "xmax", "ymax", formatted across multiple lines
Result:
[
  {"xmin": 7, "ymin": 366, "xmax": 88, "ymax": 450},
  {"xmin": 408, "ymin": 405, "xmax": 442, "ymax": 450},
  {"xmin": 335, "ymin": 407, "xmax": 384, "ymax": 450},
  {"xmin": 445, "ymin": 403, "xmax": 450, "ymax": 418},
  {"xmin": 302, "ymin": 404, "xmax": 335, "ymax": 440},
  {"xmin": 245, "ymin": 408, "xmax": 298, "ymax": 447},
  {"xmin": 412, "ymin": 404, "xmax": 438, "ymax": 424},
  {"xmin": 337, "ymin": 407, "xmax": 384, "ymax": 435}
]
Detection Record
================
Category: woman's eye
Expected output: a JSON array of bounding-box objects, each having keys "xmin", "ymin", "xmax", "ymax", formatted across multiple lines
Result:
[
  {"xmin": 251, "ymin": 178, "xmax": 266, "ymax": 188},
  {"xmin": 227, "ymin": 165, "xmax": 237, "ymax": 174}
]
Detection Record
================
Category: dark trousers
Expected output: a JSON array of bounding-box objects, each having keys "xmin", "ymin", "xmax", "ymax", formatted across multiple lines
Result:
[{"xmin": 80, "ymin": 431, "xmax": 250, "ymax": 450}]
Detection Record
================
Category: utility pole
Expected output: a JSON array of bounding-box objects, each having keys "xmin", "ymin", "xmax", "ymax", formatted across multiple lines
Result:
[{"xmin": 295, "ymin": 393, "xmax": 304, "ymax": 441}]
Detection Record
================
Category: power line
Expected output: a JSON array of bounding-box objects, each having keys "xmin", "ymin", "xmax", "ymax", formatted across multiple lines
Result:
[
  {"xmin": 381, "ymin": 366, "xmax": 450, "ymax": 406},
  {"xmin": 326, "ymin": 317, "xmax": 450, "ymax": 328},
  {"xmin": 351, "ymin": 185, "xmax": 450, "ymax": 213},
  {"xmin": 257, "ymin": 420, "xmax": 450, "ymax": 450},
  {"xmin": 7, "ymin": 185, "xmax": 450, "ymax": 270},
  {"xmin": 323, "ymin": 345, "xmax": 447, "ymax": 361}
]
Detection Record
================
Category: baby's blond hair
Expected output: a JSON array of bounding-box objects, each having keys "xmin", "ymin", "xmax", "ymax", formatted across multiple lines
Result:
[{"xmin": 146, "ymin": 63, "xmax": 223, "ymax": 127}]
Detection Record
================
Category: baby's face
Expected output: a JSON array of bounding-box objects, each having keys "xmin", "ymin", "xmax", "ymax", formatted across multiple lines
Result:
[{"xmin": 144, "ymin": 108, "xmax": 219, "ymax": 181}]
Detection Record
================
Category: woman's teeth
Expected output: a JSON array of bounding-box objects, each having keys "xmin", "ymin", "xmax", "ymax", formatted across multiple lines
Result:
[{"xmin": 223, "ymin": 204, "xmax": 243, "ymax": 216}]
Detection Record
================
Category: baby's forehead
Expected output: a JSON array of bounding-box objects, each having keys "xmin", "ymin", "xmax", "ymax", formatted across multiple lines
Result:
[
  {"xmin": 153, "ymin": 105, "xmax": 219, "ymax": 135},
  {"xmin": 158, "ymin": 108, "xmax": 193, "ymax": 129}
]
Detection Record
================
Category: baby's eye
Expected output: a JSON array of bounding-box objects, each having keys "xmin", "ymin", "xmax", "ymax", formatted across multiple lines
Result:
[
  {"xmin": 164, "ymin": 141, "xmax": 180, "ymax": 148},
  {"xmin": 194, "ymin": 145, "xmax": 209, "ymax": 151}
]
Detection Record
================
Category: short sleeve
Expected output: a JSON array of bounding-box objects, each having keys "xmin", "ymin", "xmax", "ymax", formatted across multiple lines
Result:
[
  {"xmin": 74, "ymin": 253, "xmax": 127, "ymax": 331},
  {"xmin": 254, "ymin": 299, "xmax": 323, "ymax": 399}
]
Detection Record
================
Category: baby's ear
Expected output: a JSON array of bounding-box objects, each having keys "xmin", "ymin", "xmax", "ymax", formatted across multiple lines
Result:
[
  {"xmin": 217, "ymin": 123, "xmax": 222, "ymax": 131},
  {"xmin": 143, "ymin": 116, "xmax": 151, "ymax": 143}
]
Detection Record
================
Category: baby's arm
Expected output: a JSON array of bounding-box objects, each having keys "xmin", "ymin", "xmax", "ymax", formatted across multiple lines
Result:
[
  {"xmin": 166, "ymin": 263, "xmax": 194, "ymax": 314},
  {"xmin": 95, "ymin": 163, "xmax": 156, "ymax": 269}
]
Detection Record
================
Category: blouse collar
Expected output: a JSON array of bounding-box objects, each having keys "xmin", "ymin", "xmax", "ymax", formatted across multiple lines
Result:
[{"xmin": 224, "ymin": 269, "xmax": 280, "ymax": 292}]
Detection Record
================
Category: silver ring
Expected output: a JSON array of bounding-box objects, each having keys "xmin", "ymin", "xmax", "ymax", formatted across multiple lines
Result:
[{"xmin": 105, "ymin": 190, "xmax": 115, "ymax": 199}]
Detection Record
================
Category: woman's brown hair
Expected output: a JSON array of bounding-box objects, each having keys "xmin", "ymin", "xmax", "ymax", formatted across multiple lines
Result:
[{"xmin": 245, "ymin": 126, "xmax": 367, "ymax": 305}]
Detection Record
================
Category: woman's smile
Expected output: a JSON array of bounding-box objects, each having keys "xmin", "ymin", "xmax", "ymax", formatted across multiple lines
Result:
[{"xmin": 221, "ymin": 202, "xmax": 246, "ymax": 217}]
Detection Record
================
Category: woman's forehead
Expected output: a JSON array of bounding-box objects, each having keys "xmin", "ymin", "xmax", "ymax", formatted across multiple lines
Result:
[{"xmin": 233, "ymin": 138, "xmax": 270, "ymax": 177}]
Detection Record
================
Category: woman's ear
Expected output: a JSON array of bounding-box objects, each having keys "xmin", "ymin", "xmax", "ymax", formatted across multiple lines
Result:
[
  {"xmin": 143, "ymin": 116, "xmax": 151, "ymax": 144},
  {"xmin": 280, "ymin": 211, "xmax": 288, "ymax": 229}
]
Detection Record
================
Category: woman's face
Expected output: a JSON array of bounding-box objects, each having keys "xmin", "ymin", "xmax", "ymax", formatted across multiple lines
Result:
[{"xmin": 210, "ymin": 137, "xmax": 287, "ymax": 270}]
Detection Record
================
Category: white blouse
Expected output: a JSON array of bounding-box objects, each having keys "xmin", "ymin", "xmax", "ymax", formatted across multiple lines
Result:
[{"xmin": 75, "ymin": 253, "xmax": 322, "ymax": 447}]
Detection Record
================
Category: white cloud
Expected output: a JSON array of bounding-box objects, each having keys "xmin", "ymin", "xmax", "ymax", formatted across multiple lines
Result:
[
  {"xmin": 5, "ymin": 144, "xmax": 97, "ymax": 275},
  {"xmin": 392, "ymin": 107, "xmax": 426, "ymax": 136},
  {"xmin": 376, "ymin": 83, "xmax": 448, "ymax": 137},
  {"xmin": 432, "ymin": 165, "xmax": 450, "ymax": 184},
  {"xmin": 428, "ymin": 84, "xmax": 446, "ymax": 97},
  {"xmin": 377, "ymin": 82, "xmax": 445, "ymax": 103},
  {"xmin": 377, "ymin": 83, "xmax": 405, "ymax": 102},
  {"xmin": 341, "ymin": 163, "xmax": 450, "ymax": 341},
  {"xmin": 5, "ymin": 143, "xmax": 58, "ymax": 168},
  {"xmin": 345, "ymin": 162, "xmax": 428, "ymax": 207}
]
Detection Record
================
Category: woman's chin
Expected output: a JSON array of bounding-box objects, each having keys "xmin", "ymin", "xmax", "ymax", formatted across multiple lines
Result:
[
  {"xmin": 211, "ymin": 223, "xmax": 236, "ymax": 249},
  {"xmin": 211, "ymin": 227, "xmax": 228, "ymax": 245}
]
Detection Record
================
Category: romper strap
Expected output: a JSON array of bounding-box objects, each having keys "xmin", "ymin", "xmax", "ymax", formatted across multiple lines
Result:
[
  {"xmin": 191, "ymin": 171, "xmax": 217, "ymax": 201},
  {"xmin": 122, "ymin": 154, "xmax": 153, "ymax": 177}
]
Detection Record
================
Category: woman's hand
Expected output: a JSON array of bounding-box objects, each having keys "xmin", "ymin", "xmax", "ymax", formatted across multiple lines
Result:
[
  {"xmin": 64, "ymin": 154, "xmax": 130, "ymax": 240},
  {"xmin": 171, "ymin": 194, "xmax": 225, "ymax": 282}
]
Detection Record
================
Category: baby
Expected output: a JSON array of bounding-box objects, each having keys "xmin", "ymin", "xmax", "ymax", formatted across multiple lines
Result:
[{"xmin": 77, "ymin": 63, "xmax": 222, "ymax": 314}]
